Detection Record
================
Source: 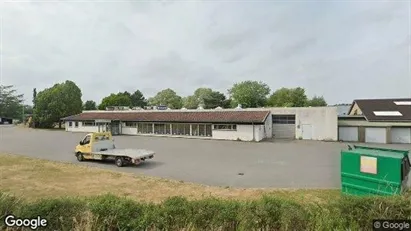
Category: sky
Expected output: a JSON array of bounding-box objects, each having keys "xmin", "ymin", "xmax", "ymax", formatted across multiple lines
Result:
[{"xmin": 1, "ymin": 0, "xmax": 411, "ymax": 105}]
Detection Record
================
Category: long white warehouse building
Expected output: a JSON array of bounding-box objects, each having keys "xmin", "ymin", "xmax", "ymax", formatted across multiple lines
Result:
[{"xmin": 61, "ymin": 107, "xmax": 339, "ymax": 142}]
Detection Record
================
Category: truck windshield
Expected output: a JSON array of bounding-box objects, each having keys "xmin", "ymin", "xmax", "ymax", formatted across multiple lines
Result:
[{"xmin": 82, "ymin": 136, "xmax": 91, "ymax": 144}]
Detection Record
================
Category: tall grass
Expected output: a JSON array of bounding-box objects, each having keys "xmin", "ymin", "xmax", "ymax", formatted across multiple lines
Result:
[{"xmin": 1, "ymin": 192, "xmax": 410, "ymax": 231}]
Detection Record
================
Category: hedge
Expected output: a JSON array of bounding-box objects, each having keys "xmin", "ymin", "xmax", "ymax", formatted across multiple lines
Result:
[{"xmin": 1, "ymin": 192, "xmax": 410, "ymax": 231}]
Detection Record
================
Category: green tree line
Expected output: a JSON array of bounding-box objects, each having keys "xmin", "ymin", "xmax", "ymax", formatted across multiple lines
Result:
[{"xmin": 1, "ymin": 80, "xmax": 327, "ymax": 128}]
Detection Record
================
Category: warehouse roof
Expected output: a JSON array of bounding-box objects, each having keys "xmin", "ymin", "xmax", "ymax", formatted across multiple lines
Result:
[
  {"xmin": 61, "ymin": 110, "xmax": 271, "ymax": 124},
  {"xmin": 349, "ymin": 98, "xmax": 411, "ymax": 122}
]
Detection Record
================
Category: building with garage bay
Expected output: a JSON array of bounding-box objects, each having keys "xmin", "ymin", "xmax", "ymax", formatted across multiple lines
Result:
[{"xmin": 338, "ymin": 98, "xmax": 411, "ymax": 144}]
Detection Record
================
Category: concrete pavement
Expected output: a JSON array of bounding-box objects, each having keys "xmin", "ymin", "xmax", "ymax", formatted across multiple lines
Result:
[{"xmin": 1, "ymin": 126, "xmax": 410, "ymax": 188}]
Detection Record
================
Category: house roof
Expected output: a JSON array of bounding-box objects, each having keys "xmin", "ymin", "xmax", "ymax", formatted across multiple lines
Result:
[
  {"xmin": 349, "ymin": 98, "xmax": 411, "ymax": 122},
  {"xmin": 61, "ymin": 110, "xmax": 271, "ymax": 124}
]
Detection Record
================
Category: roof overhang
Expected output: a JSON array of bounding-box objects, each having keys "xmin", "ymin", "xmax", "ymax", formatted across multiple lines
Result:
[{"xmin": 60, "ymin": 110, "xmax": 270, "ymax": 124}]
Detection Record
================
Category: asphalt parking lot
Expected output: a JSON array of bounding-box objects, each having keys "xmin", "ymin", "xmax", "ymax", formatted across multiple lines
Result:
[{"xmin": 1, "ymin": 126, "xmax": 410, "ymax": 188}]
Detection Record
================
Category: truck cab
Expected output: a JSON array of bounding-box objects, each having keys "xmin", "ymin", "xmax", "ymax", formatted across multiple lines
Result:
[{"xmin": 75, "ymin": 132, "xmax": 115, "ymax": 161}]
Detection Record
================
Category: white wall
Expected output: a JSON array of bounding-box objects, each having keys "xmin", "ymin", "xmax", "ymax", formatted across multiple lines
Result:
[
  {"xmin": 65, "ymin": 121, "xmax": 98, "ymax": 133},
  {"xmin": 264, "ymin": 114, "xmax": 273, "ymax": 139},
  {"xmin": 212, "ymin": 124, "xmax": 265, "ymax": 141},
  {"xmin": 66, "ymin": 120, "xmax": 271, "ymax": 142},
  {"xmin": 122, "ymin": 126, "xmax": 138, "ymax": 135},
  {"xmin": 249, "ymin": 107, "xmax": 338, "ymax": 141},
  {"xmin": 295, "ymin": 107, "xmax": 338, "ymax": 141},
  {"xmin": 254, "ymin": 125, "xmax": 266, "ymax": 141}
]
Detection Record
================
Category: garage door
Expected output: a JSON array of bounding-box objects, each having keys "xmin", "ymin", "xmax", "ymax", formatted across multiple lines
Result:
[
  {"xmin": 272, "ymin": 124, "xmax": 295, "ymax": 139},
  {"xmin": 391, "ymin": 127, "xmax": 411, "ymax": 144},
  {"xmin": 338, "ymin": 127, "xmax": 359, "ymax": 142},
  {"xmin": 272, "ymin": 115, "xmax": 295, "ymax": 139},
  {"xmin": 365, "ymin": 127, "xmax": 386, "ymax": 144}
]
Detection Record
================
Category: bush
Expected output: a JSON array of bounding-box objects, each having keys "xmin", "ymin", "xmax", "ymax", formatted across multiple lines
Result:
[
  {"xmin": 190, "ymin": 198, "xmax": 240, "ymax": 230},
  {"xmin": 331, "ymin": 195, "xmax": 411, "ymax": 229},
  {"xmin": 87, "ymin": 194, "xmax": 146, "ymax": 230},
  {"xmin": 158, "ymin": 196, "xmax": 193, "ymax": 230},
  {"xmin": 239, "ymin": 196, "xmax": 310, "ymax": 230},
  {"xmin": 0, "ymin": 192, "xmax": 21, "ymax": 230},
  {"xmin": 1, "ymin": 193, "xmax": 411, "ymax": 231},
  {"xmin": 18, "ymin": 197, "xmax": 87, "ymax": 231}
]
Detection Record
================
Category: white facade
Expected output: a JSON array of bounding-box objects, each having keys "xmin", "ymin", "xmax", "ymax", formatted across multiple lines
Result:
[
  {"xmin": 249, "ymin": 106, "xmax": 338, "ymax": 141},
  {"xmin": 212, "ymin": 116, "xmax": 272, "ymax": 141},
  {"xmin": 66, "ymin": 119, "xmax": 271, "ymax": 142},
  {"xmin": 65, "ymin": 107, "xmax": 336, "ymax": 141},
  {"xmin": 212, "ymin": 125, "xmax": 260, "ymax": 141},
  {"xmin": 122, "ymin": 126, "xmax": 137, "ymax": 135},
  {"xmin": 65, "ymin": 121, "xmax": 99, "ymax": 133}
]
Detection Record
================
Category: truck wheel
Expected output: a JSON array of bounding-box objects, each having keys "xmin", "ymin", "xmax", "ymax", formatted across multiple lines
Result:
[
  {"xmin": 115, "ymin": 157, "xmax": 124, "ymax": 167},
  {"xmin": 76, "ymin": 152, "xmax": 84, "ymax": 162}
]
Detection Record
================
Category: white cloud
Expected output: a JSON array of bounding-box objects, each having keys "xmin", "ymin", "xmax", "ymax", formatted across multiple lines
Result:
[{"xmin": 1, "ymin": 0, "xmax": 410, "ymax": 105}]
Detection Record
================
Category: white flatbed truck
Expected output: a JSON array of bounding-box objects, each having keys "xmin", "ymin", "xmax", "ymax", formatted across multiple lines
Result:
[{"xmin": 74, "ymin": 132, "xmax": 155, "ymax": 167}]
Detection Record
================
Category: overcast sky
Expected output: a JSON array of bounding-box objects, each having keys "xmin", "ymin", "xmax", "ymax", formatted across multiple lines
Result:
[{"xmin": 1, "ymin": 0, "xmax": 410, "ymax": 105}]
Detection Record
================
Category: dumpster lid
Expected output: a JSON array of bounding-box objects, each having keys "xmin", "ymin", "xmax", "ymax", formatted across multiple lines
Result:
[{"xmin": 345, "ymin": 145, "xmax": 410, "ymax": 159}]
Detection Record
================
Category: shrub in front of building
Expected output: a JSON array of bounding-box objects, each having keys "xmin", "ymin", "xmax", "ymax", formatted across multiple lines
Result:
[{"xmin": 1, "ymin": 192, "xmax": 410, "ymax": 231}]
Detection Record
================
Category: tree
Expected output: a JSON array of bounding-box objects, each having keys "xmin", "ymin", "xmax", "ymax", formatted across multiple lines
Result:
[
  {"xmin": 183, "ymin": 87, "xmax": 235, "ymax": 109},
  {"xmin": 98, "ymin": 90, "xmax": 147, "ymax": 110},
  {"xmin": 83, "ymin": 100, "xmax": 97, "ymax": 110},
  {"xmin": 32, "ymin": 88, "xmax": 37, "ymax": 107},
  {"xmin": 267, "ymin": 87, "xmax": 309, "ymax": 107},
  {"xmin": 33, "ymin": 87, "xmax": 54, "ymax": 128},
  {"xmin": 23, "ymin": 105, "xmax": 33, "ymax": 115},
  {"xmin": 203, "ymin": 91, "xmax": 231, "ymax": 109},
  {"xmin": 228, "ymin": 81, "xmax": 270, "ymax": 108},
  {"xmin": 193, "ymin": 88, "xmax": 213, "ymax": 105},
  {"xmin": 98, "ymin": 93, "xmax": 132, "ymax": 110},
  {"xmin": 183, "ymin": 88, "xmax": 209, "ymax": 109},
  {"xmin": 119, "ymin": 91, "xmax": 132, "ymax": 99},
  {"xmin": 307, "ymin": 96, "xmax": 327, "ymax": 107},
  {"xmin": 0, "ymin": 85, "xmax": 24, "ymax": 119},
  {"xmin": 33, "ymin": 80, "xmax": 83, "ymax": 128},
  {"xmin": 31, "ymin": 88, "xmax": 38, "ymax": 127},
  {"xmin": 149, "ymin": 88, "xmax": 183, "ymax": 109},
  {"xmin": 130, "ymin": 90, "xmax": 147, "ymax": 107},
  {"xmin": 289, "ymin": 87, "xmax": 308, "ymax": 107},
  {"xmin": 182, "ymin": 95, "xmax": 198, "ymax": 109},
  {"xmin": 267, "ymin": 88, "xmax": 293, "ymax": 107}
]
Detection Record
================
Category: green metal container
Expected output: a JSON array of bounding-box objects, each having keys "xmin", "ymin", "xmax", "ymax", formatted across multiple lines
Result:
[{"xmin": 341, "ymin": 145, "xmax": 410, "ymax": 196}]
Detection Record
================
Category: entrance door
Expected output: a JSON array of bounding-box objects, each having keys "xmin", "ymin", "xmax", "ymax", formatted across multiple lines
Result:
[
  {"xmin": 302, "ymin": 124, "xmax": 313, "ymax": 140},
  {"xmin": 110, "ymin": 121, "xmax": 121, "ymax": 135}
]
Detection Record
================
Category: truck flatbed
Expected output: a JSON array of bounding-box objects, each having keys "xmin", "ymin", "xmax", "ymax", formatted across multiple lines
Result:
[{"xmin": 92, "ymin": 148, "xmax": 155, "ymax": 159}]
